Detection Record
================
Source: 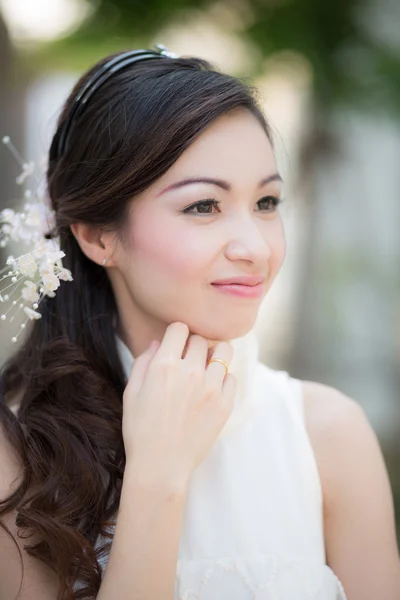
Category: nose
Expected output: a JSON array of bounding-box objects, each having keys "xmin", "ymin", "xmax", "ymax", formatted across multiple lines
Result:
[{"xmin": 224, "ymin": 218, "xmax": 272, "ymax": 265}]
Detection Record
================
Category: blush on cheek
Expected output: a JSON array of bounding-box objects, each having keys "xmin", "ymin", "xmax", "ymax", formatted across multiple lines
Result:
[{"xmin": 130, "ymin": 218, "xmax": 203, "ymax": 284}]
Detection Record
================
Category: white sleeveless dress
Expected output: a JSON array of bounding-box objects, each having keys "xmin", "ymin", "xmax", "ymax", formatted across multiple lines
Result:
[{"xmin": 102, "ymin": 329, "xmax": 348, "ymax": 600}]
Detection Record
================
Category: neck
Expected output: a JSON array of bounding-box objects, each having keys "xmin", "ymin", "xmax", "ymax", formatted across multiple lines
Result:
[{"xmin": 115, "ymin": 318, "xmax": 230, "ymax": 364}]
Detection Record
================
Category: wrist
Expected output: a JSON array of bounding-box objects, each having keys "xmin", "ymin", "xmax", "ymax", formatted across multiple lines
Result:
[{"xmin": 124, "ymin": 460, "xmax": 190, "ymax": 497}]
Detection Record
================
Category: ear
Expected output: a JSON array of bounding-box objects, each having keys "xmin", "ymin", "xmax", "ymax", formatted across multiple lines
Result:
[{"xmin": 70, "ymin": 223, "xmax": 116, "ymax": 267}]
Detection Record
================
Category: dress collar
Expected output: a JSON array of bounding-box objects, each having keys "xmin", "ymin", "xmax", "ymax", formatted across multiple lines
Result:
[{"xmin": 115, "ymin": 329, "xmax": 260, "ymax": 440}]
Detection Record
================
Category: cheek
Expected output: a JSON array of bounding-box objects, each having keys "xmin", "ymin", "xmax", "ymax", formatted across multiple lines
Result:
[
  {"xmin": 269, "ymin": 219, "xmax": 287, "ymax": 272},
  {"xmin": 129, "ymin": 214, "xmax": 209, "ymax": 283}
]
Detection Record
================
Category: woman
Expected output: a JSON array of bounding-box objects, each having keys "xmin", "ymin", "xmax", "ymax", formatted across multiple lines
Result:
[{"xmin": 0, "ymin": 46, "xmax": 399, "ymax": 600}]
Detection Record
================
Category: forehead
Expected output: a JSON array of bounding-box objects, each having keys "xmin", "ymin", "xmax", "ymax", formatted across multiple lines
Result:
[{"xmin": 152, "ymin": 109, "xmax": 276, "ymax": 192}]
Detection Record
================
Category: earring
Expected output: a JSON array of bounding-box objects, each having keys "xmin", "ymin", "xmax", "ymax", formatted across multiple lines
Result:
[{"xmin": 102, "ymin": 257, "xmax": 109, "ymax": 266}]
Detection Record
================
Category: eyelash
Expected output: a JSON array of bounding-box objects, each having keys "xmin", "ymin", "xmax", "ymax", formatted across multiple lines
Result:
[{"xmin": 182, "ymin": 196, "xmax": 282, "ymax": 215}]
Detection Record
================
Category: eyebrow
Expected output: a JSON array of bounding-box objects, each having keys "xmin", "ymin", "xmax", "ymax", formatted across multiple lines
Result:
[{"xmin": 157, "ymin": 173, "xmax": 283, "ymax": 197}]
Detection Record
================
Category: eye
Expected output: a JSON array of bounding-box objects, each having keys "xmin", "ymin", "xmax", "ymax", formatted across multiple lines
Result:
[
  {"xmin": 182, "ymin": 199, "xmax": 220, "ymax": 215},
  {"xmin": 182, "ymin": 196, "xmax": 283, "ymax": 215},
  {"xmin": 257, "ymin": 196, "xmax": 282, "ymax": 212}
]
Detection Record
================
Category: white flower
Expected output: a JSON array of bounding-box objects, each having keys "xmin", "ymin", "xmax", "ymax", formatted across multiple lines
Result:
[
  {"xmin": 42, "ymin": 273, "xmax": 60, "ymax": 293},
  {"xmin": 1, "ymin": 208, "xmax": 16, "ymax": 223},
  {"xmin": 24, "ymin": 306, "xmax": 42, "ymax": 320},
  {"xmin": 40, "ymin": 263, "xmax": 55, "ymax": 277},
  {"xmin": 24, "ymin": 203, "xmax": 47, "ymax": 228},
  {"xmin": 25, "ymin": 202, "xmax": 55, "ymax": 235},
  {"xmin": 4, "ymin": 202, "xmax": 56, "ymax": 245},
  {"xmin": 46, "ymin": 250, "xmax": 65, "ymax": 263},
  {"xmin": 0, "ymin": 139, "xmax": 74, "ymax": 338},
  {"xmin": 58, "ymin": 267, "xmax": 73, "ymax": 281},
  {"xmin": 1, "ymin": 200, "xmax": 58, "ymax": 247},
  {"xmin": 9, "ymin": 212, "xmax": 23, "ymax": 241},
  {"xmin": 32, "ymin": 239, "xmax": 48, "ymax": 259},
  {"xmin": 18, "ymin": 253, "xmax": 38, "ymax": 278},
  {"xmin": 21, "ymin": 280, "xmax": 39, "ymax": 303}
]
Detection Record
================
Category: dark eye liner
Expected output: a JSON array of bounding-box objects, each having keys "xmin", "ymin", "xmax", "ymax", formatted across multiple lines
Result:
[{"xmin": 182, "ymin": 196, "xmax": 283, "ymax": 215}]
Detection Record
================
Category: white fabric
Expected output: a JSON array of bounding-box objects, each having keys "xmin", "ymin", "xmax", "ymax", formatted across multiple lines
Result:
[{"xmin": 108, "ymin": 331, "xmax": 348, "ymax": 600}]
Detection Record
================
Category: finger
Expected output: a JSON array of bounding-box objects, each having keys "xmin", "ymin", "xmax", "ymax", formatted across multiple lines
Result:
[
  {"xmin": 126, "ymin": 340, "xmax": 160, "ymax": 395},
  {"xmin": 154, "ymin": 321, "xmax": 190, "ymax": 361},
  {"xmin": 205, "ymin": 341, "xmax": 234, "ymax": 388},
  {"xmin": 221, "ymin": 372, "xmax": 237, "ymax": 405},
  {"xmin": 182, "ymin": 334, "xmax": 208, "ymax": 367}
]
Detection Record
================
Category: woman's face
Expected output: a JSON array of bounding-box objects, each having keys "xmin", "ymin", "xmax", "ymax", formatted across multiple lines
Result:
[{"xmin": 110, "ymin": 108, "xmax": 286, "ymax": 348}]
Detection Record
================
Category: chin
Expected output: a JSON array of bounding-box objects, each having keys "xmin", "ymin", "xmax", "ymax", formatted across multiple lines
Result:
[{"xmin": 188, "ymin": 318, "xmax": 256, "ymax": 343}]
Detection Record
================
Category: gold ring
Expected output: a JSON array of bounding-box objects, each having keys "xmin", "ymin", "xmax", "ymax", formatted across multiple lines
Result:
[{"xmin": 206, "ymin": 357, "xmax": 229, "ymax": 376}]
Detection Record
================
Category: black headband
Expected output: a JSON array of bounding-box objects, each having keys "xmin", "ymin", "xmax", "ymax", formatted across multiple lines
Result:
[{"xmin": 55, "ymin": 44, "xmax": 178, "ymax": 160}]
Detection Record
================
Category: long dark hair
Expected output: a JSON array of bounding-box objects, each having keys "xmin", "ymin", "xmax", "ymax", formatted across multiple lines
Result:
[{"xmin": 0, "ymin": 50, "xmax": 270, "ymax": 599}]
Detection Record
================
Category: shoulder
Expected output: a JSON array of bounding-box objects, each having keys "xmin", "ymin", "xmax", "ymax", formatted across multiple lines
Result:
[
  {"xmin": 0, "ymin": 421, "xmax": 24, "ymax": 491},
  {"xmin": 0, "ymin": 421, "xmax": 27, "ymax": 594},
  {"xmin": 0, "ymin": 422, "xmax": 60, "ymax": 599},
  {"xmin": 299, "ymin": 379, "xmax": 378, "ymax": 507},
  {"xmin": 300, "ymin": 379, "xmax": 365, "ymax": 447},
  {"xmin": 297, "ymin": 382, "xmax": 400, "ymax": 598},
  {"xmin": 300, "ymin": 378, "xmax": 363, "ymax": 428},
  {"xmin": 298, "ymin": 378, "xmax": 398, "ymax": 512}
]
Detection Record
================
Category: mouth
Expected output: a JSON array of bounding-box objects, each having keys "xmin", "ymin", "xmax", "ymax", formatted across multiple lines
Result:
[{"xmin": 211, "ymin": 282, "xmax": 264, "ymax": 299}]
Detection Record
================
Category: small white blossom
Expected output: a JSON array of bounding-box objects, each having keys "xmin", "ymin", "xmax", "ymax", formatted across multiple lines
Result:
[
  {"xmin": 8, "ymin": 212, "xmax": 23, "ymax": 241},
  {"xmin": 24, "ymin": 203, "xmax": 46, "ymax": 228},
  {"xmin": 1, "ymin": 138, "xmax": 74, "ymax": 341},
  {"xmin": 46, "ymin": 250, "xmax": 65, "ymax": 263},
  {"xmin": 32, "ymin": 239, "xmax": 49, "ymax": 259},
  {"xmin": 21, "ymin": 280, "xmax": 39, "ymax": 303},
  {"xmin": 40, "ymin": 263, "xmax": 55, "ymax": 277},
  {"xmin": 58, "ymin": 267, "xmax": 73, "ymax": 281},
  {"xmin": 18, "ymin": 253, "xmax": 38, "ymax": 278},
  {"xmin": 25, "ymin": 202, "xmax": 55, "ymax": 235},
  {"xmin": 42, "ymin": 273, "xmax": 60, "ymax": 293},
  {"xmin": 1, "ymin": 208, "xmax": 16, "ymax": 223},
  {"xmin": 24, "ymin": 306, "xmax": 42, "ymax": 320}
]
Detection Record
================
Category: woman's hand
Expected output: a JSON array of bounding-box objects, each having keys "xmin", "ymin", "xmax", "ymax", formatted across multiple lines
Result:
[{"xmin": 121, "ymin": 321, "xmax": 236, "ymax": 487}]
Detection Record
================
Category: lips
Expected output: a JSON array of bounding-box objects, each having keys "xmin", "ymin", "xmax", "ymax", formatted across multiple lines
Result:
[
  {"xmin": 211, "ymin": 275, "xmax": 265, "ymax": 286},
  {"xmin": 211, "ymin": 281, "xmax": 264, "ymax": 298}
]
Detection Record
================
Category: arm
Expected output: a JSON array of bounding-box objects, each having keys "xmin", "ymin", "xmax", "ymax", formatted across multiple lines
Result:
[
  {"xmin": 97, "ymin": 463, "xmax": 188, "ymax": 600},
  {"xmin": 0, "ymin": 423, "xmax": 188, "ymax": 600},
  {"xmin": 302, "ymin": 381, "xmax": 400, "ymax": 600}
]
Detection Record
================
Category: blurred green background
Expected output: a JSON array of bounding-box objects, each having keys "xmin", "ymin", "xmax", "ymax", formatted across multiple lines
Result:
[{"xmin": 1, "ymin": 0, "xmax": 399, "ymax": 545}]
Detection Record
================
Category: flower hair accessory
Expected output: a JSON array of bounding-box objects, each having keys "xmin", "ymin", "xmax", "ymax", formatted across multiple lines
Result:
[
  {"xmin": 0, "ymin": 136, "xmax": 73, "ymax": 343},
  {"xmin": 1, "ymin": 44, "xmax": 177, "ymax": 344}
]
